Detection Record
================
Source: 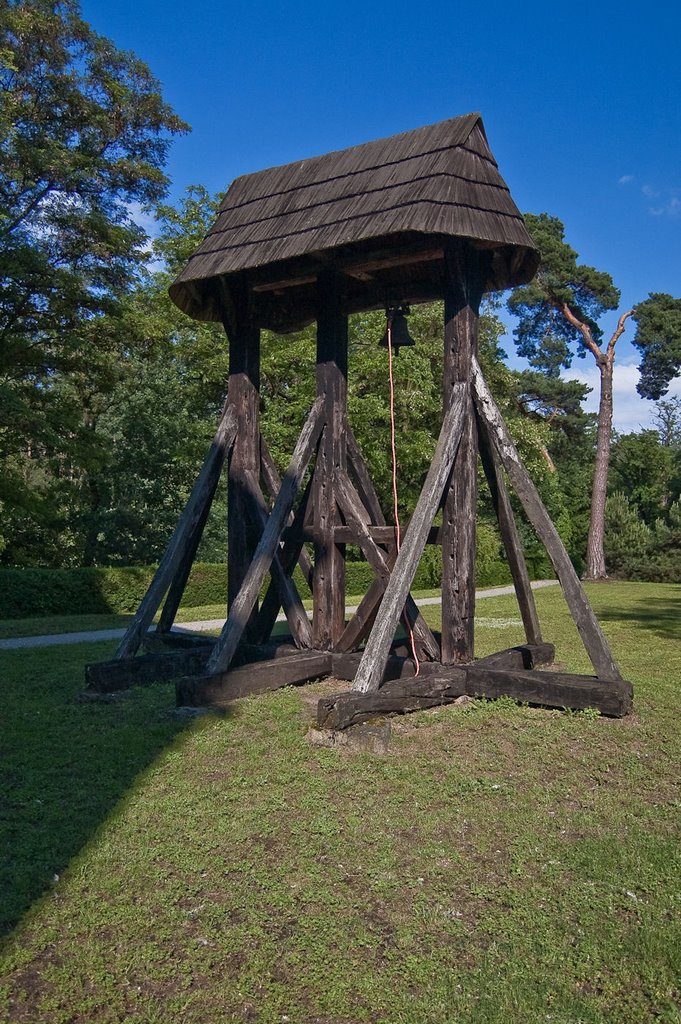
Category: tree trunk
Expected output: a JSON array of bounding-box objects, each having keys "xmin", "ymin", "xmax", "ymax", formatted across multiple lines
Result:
[{"xmin": 585, "ymin": 355, "xmax": 613, "ymax": 579}]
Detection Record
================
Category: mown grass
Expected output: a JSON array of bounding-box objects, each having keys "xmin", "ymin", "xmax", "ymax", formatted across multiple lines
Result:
[{"xmin": 0, "ymin": 582, "xmax": 679, "ymax": 1023}]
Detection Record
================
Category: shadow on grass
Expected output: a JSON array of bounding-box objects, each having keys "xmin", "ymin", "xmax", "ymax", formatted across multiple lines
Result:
[
  {"xmin": 597, "ymin": 589, "xmax": 681, "ymax": 642},
  {"xmin": 0, "ymin": 640, "xmax": 230, "ymax": 940}
]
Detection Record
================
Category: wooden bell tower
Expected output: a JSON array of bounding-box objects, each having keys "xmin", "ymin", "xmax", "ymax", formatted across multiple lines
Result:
[{"xmin": 86, "ymin": 113, "xmax": 632, "ymax": 724}]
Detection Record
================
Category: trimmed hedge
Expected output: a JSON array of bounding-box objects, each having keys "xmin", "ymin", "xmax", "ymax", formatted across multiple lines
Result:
[{"xmin": 0, "ymin": 555, "xmax": 521, "ymax": 621}]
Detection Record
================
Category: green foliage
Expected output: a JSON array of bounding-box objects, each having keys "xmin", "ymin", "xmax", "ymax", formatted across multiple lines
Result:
[
  {"xmin": 508, "ymin": 213, "xmax": 620, "ymax": 372},
  {"xmin": 0, "ymin": 546, "xmax": 521, "ymax": 619},
  {"xmin": 475, "ymin": 521, "xmax": 512, "ymax": 587},
  {"xmin": 0, "ymin": 562, "xmax": 229, "ymax": 619},
  {"xmin": 604, "ymin": 492, "xmax": 652, "ymax": 574},
  {"xmin": 634, "ymin": 500, "xmax": 681, "ymax": 582},
  {"xmin": 0, "ymin": 0, "xmax": 187, "ymax": 559},
  {"xmin": 609, "ymin": 429, "xmax": 676, "ymax": 524},
  {"xmin": 633, "ymin": 293, "xmax": 681, "ymax": 400},
  {"xmin": 652, "ymin": 395, "xmax": 681, "ymax": 447}
]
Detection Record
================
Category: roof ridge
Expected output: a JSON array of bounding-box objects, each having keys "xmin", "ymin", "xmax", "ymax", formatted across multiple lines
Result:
[{"xmin": 225, "ymin": 112, "xmax": 483, "ymax": 196}]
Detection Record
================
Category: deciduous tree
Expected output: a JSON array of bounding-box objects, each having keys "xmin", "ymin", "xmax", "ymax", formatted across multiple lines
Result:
[{"xmin": 0, "ymin": 0, "xmax": 187, "ymax": 553}]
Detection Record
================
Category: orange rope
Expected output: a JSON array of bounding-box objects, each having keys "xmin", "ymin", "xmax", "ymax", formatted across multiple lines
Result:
[{"xmin": 387, "ymin": 316, "xmax": 420, "ymax": 676}]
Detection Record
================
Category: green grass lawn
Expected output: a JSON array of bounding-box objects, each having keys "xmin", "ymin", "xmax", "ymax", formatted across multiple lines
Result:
[{"xmin": 1, "ymin": 582, "xmax": 679, "ymax": 1023}]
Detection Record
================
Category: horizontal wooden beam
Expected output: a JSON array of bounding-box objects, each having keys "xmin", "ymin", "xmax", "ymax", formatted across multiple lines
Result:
[
  {"xmin": 248, "ymin": 244, "xmax": 444, "ymax": 294},
  {"xmin": 319, "ymin": 659, "xmax": 632, "ymax": 730},
  {"xmin": 465, "ymin": 665, "xmax": 632, "ymax": 717},
  {"xmin": 281, "ymin": 525, "xmax": 443, "ymax": 545},
  {"xmin": 85, "ymin": 648, "xmax": 213, "ymax": 694},
  {"xmin": 473, "ymin": 643, "xmax": 555, "ymax": 671},
  {"xmin": 177, "ymin": 651, "xmax": 333, "ymax": 708}
]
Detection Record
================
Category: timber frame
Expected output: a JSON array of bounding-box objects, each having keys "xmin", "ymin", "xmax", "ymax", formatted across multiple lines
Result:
[{"xmin": 85, "ymin": 114, "xmax": 633, "ymax": 724}]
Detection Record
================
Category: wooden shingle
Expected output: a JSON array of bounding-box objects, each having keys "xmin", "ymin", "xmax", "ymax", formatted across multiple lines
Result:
[{"xmin": 170, "ymin": 113, "xmax": 538, "ymax": 332}]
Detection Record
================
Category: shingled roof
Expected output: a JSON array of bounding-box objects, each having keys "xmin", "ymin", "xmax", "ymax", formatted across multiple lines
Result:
[{"xmin": 170, "ymin": 113, "xmax": 538, "ymax": 332}]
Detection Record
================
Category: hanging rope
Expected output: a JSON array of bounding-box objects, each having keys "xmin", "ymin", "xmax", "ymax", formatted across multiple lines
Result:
[{"xmin": 386, "ymin": 314, "xmax": 420, "ymax": 676}]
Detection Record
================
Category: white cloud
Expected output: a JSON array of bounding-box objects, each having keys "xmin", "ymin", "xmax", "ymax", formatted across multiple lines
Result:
[
  {"xmin": 618, "ymin": 174, "xmax": 634, "ymax": 185},
  {"xmin": 562, "ymin": 359, "xmax": 681, "ymax": 434},
  {"xmin": 641, "ymin": 184, "xmax": 661, "ymax": 199},
  {"xmin": 649, "ymin": 195, "xmax": 681, "ymax": 218}
]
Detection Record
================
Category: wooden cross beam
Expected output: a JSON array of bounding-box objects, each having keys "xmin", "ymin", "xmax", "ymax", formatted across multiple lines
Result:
[
  {"xmin": 204, "ymin": 397, "xmax": 325, "ymax": 676},
  {"xmin": 241, "ymin": 469, "xmax": 313, "ymax": 648},
  {"xmin": 335, "ymin": 471, "xmax": 440, "ymax": 660},
  {"xmin": 252, "ymin": 474, "xmax": 314, "ymax": 645},
  {"xmin": 352, "ymin": 382, "xmax": 468, "ymax": 693}
]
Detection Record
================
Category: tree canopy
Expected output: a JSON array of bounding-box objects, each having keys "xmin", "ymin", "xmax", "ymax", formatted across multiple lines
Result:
[
  {"xmin": 0, "ymin": 0, "xmax": 187, "ymax": 545},
  {"xmin": 633, "ymin": 293, "xmax": 681, "ymax": 400}
]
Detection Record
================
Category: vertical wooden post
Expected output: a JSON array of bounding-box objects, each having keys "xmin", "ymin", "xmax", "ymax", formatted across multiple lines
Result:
[
  {"xmin": 225, "ymin": 280, "xmax": 261, "ymax": 632},
  {"xmin": 313, "ymin": 269, "xmax": 348, "ymax": 648},
  {"xmin": 441, "ymin": 244, "xmax": 484, "ymax": 664}
]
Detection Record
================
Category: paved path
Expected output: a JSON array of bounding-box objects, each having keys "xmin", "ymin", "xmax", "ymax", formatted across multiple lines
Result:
[{"xmin": 0, "ymin": 581, "xmax": 559, "ymax": 651}]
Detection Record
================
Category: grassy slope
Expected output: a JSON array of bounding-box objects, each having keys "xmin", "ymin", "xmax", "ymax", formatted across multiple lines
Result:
[{"xmin": 0, "ymin": 582, "xmax": 679, "ymax": 1023}]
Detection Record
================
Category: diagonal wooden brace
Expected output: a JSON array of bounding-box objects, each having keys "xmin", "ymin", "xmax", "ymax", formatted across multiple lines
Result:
[
  {"xmin": 115, "ymin": 401, "xmax": 238, "ymax": 659},
  {"xmin": 205, "ymin": 398, "xmax": 325, "ymax": 675},
  {"xmin": 346, "ymin": 422, "xmax": 387, "ymax": 527},
  {"xmin": 352, "ymin": 383, "xmax": 468, "ymax": 693},
  {"xmin": 242, "ymin": 470, "xmax": 313, "ymax": 648},
  {"xmin": 253, "ymin": 475, "xmax": 313, "ymax": 644},
  {"xmin": 336, "ymin": 472, "xmax": 440, "ymax": 660},
  {"xmin": 260, "ymin": 433, "xmax": 314, "ymax": 587},
  {"xmin": 471, "ymin": 357, "xmax": 621, "ymax": 681}
]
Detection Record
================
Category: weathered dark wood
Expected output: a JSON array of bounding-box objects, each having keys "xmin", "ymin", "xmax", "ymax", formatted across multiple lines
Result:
[
  {"xmin": 477, "ymin": 411, "xmax": 543, "ymax": 645},
  {"xmin": 332, "ymin": 652, "xmax": 424, "ymax": 683},
  {"xmin": 143, "ymin": 631, "xmax": 217, "ymax": 653},
  {"xmin": 320, "ymin": 655, "xmax": 631, "ymax": 729},
  {"xmin": 205, "ymin": 397, "xmax": 325, "ymax": 675},
  {"xmin": 336, "ymin": 472, "xmax": 439, "ymax": 661},
  {"xmin": 170, "ymin": 115, "xmax": 540, "ymax": 334},
  {"xmin": 466, "ymin": 665, "xmax": 633, "ymax": 717},
  {"xmin": 281, "ymin": 524, "xmax": 442, "ymax": 545},
  {"xmin": 313, "ymin": 269, "xmax": 348, "ymax": 648},
  {"xmin": 86, "ymin": 648, "xmax": 213, "ymax": 693},
  {"xmin": 473, "ymin": 643, "xmax": 555, "ymax": 671},
  {"xmin": 352, "ymin": 383, "xmax": 468, "ymax": 693},
  {"xmin": 177, "ymin": 651, "xmax": 332, "ymax": 708},
  {"xmin": 471, "ymin": 358, "xmax": 622, "ymax": 681},
  {"xmin": 260, "ymin": 433, "xmax": 314, "ymax": 586},
  {"xmin": 441, "ymin": 245, "xmax": 484, "ymax": 664},
  {"xmin": 346, "ymin": 422, "xmax": 387, "ymax": 527},
  {"xmin": 253, "ymin": 475, "xmax": 313, "ymax": 644},
  {"xmin": 243, "ymin": 469, "xmax": 313, "ymax": 648},
  {"xmin": 114, "ymin": 402, "xmax": 237, "ymax": 659},
  {"xmin": 226, "ymin": 301, "xmax": 261, "ymax": 634},
  {"xmin": 319, "ymin": 672, "xmax": 468, "ymax": 729}
]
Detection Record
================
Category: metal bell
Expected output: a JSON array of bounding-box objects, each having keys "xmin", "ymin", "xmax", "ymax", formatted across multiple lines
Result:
[{"xmin": 379, "ymin": 306, "xmax": 415, "ymax": 353}]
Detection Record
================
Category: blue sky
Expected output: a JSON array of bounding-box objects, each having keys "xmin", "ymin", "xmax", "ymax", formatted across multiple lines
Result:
[{"xmin": 83, "ymin": 0, "xmax": 681, "ymax": 430}]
